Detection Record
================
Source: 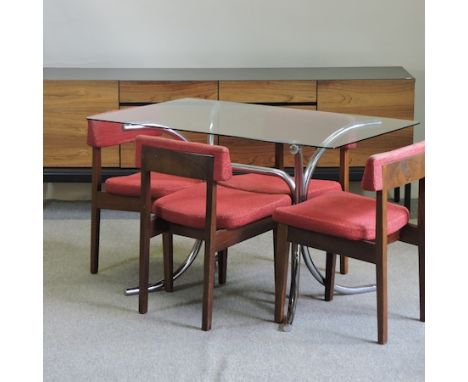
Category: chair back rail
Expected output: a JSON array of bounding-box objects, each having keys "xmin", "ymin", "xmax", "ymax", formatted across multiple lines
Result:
[
  {"xmin": 141, "ymin": 146, "xmax": 215, "ymax": 181},
  {"xmin": 136, "ymin": 136, "xmax": 232, "ymax": 181}
]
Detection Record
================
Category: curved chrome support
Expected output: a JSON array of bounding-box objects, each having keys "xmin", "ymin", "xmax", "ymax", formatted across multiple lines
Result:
[
  {"xmin": 279, "ymin": 148, "xmax": 304, "ymax": 332},
  {"xmin": 207, "ymin": 134, "xmax": 216, "ymax": 145},
  {"xmin": 125, "ymin": 239, "xmax": 203, "ymax": 296},
  {"xmin": 231, "ymin": 163, "xmax": 296, "ymax": 196},
  {"xmin": 302, "ymin": 121, "xmax": 381, "ymax": 193},
  {"xmin": 123, "ymin": 123, "xmax": 190, "ymax": 142},
  {"xmin": 292, "ymin": 145, "xmax": 304, "ymax": 203},
  {"xmin": 280, "ymin": 243, "xmax": 301, "ymax": 332},
  {"xmin": 162, "ymin": 129, "xmax": 189, "ymax": 142},
  {"xmin": 301, "ymin": 246, "xmax": 376, "ymax": 295}
]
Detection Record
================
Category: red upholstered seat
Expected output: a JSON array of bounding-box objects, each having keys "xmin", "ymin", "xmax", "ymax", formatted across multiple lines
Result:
[
  {"xmin": 154, "ymin": 183, "xmax": 291, "ymax": 230},
  {"xmin": 219, "ymin": 173, "xmax": 342, "ymax": 198},
  {"xmin": 104, "ymin": 172, "xmax": 201, "ymax": 198},
  {"xmin": 273, "ymin": 190, "xmax": 409, "ymax": 241}
]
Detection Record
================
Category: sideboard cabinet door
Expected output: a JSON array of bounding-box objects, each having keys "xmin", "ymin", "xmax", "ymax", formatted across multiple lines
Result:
[{"xmin": 44, "ymin": 81, "xmax": 119, "ymax": 167}]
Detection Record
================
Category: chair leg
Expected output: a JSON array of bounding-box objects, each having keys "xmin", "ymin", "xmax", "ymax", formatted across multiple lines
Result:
[
  {"xmin": 404, "ymin": 183, "xmax": 412, "ymax": 211},
  {"xmin": 217, "ymin": 249, "xmax": 228, "ymax": 285},
  {"xmin": 419, "ymin": 244, "xmax": 425, "ymax": 322},
  {"xmin": 90, "ymin": 206, "xmax": 101, "ymax": 274},
  {"xmin": 163, "ymin": 233, "xmax": 174, "ymax": 292},
  {"xmin": 325, "ymin": 253, "xmax": 337, "ymax": 301},
  {"xmin": 138, "ymin": 216, "xmax": 151, "ymax": 315},
  {"xmin": 273, "ymin": 226, "xmax": 277, "ymax": 286},
  {"xmin": 393, "ymin": 187, "xmax": 400, "ymax": 202},
  {"xmin": 274, "ymin": 224, "xmax": 290, "ymax": 324},
  {"xmin": 339, "ymin": 255, "xmax": 348, "ymax": 275},
  {"xmin": 202, "ymin": 244, "xmax": 216, "ymax": 331},
  {"xmin": 376, "ymin": 260, "xmax": 388, "ymax": 345},
  {"xmin": 418, "ymin": 178, "xmax": 425, "ymax": 322}
]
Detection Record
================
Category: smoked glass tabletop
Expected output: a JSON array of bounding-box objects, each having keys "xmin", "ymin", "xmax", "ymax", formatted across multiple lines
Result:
[{"xmin": 88, "ymin": 98, "xmax": 418, "ymax": 149}]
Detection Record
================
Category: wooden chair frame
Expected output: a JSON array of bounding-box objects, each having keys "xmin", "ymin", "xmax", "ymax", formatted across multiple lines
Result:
[
  {"xmin": 274, "ymin": 152, "xmax": 425, "ymax": 344},
  {"xmin": 90, "ymin": 145, "xmax": 144, "ymax": 274},
  {"xmin": 89, "ymin": 127, "xmax": 206, "ymax": 275},
  {"xmin": 139, "ymin": 145, "xmax": 281, "ymax": 330}
]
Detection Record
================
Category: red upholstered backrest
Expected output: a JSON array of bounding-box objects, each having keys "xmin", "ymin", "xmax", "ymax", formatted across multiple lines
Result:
[
  {"xmin": 136, "ymin": 136, "xmax": 232, "ymax": 181},
  {"xmin": 343, "ymin": 143, "xmax": 357, "ymax": 149},
  {"xmin": 361, "ymin": 141, "xmax": 425, "ymax": 191},
  {"xmin": 87, "ymin": 119, "xmax": 163, "ymax": 148}
]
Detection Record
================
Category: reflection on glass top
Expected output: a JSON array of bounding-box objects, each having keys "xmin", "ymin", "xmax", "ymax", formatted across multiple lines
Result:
[{"xmin": 88, "ymin": 98, "xmax": 418, "ymax": 149}]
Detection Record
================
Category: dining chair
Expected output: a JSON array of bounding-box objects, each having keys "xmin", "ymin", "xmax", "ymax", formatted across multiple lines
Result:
[
  {"xmin": 273, "ymin": 141, "xmax": 425, "ymax": 344},
  {"xmin": 87, "ymin": 119, "xmax": 201, "ymax": 274},
  {"xmin": 137, "ymin": 136, "xmax": 292, "ymax": 330}
]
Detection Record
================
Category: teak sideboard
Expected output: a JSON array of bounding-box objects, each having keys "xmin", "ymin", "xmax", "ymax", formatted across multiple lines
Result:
[{"xmin": 43, "ymin": 67, "xmax": 415, "ymax": 181}]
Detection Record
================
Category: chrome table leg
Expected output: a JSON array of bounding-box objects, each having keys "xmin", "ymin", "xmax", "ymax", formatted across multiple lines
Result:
[
  {"xmin": 125, "ymin": 239, "xmax": 203, "ymax": 296},
  {"xmin": 280, "ymin": 243, "xmax": 301, "ymax": 331},
  {"xmin": 301, "ymin": 246, "xmax": 376, "ymax": 295}
]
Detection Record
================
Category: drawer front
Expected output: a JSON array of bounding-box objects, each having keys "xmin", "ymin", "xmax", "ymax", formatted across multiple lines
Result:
[
  {"xmin": 44, "ymin": 80, "xmax": 119, "ymax": 167},
  {"xmin": 219, "ymin": 80, "xmax": 317, "ymax": 103},
  {"xmin": 317, "ymin": 79, "xmax": 415, "ymax": 166},
  {"xmin": 119, "ymin": 81, "xmax": 218, "ymax": 103}
]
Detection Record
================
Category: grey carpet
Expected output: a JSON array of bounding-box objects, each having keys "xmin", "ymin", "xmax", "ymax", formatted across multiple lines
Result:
[{"xmin": 44, "ymin": 201, "xmax": 424, "ymax": 381}]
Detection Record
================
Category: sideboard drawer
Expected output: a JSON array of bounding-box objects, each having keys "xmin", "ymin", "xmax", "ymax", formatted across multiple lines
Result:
[
  {"xmin": 219, "ymin": 80, "xmax": 317, "ymax": 103},
  {"xmin": 120, "ymin": 81, "xmax": 218, "ymax": 103}
]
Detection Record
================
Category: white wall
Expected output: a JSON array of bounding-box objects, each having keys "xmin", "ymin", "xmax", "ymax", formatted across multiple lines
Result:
[{"xmin": 44, "ymin": 0, "xmax": 424, "ymax": 139}]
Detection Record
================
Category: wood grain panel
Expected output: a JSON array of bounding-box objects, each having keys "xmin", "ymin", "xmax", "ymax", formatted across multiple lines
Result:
[
  {"xmin": 317, "ymin": 79, "xmax": 415, "ymax": 166},
  {"xmin": 44, "ymin": 80, "xmax": 119, "ymax": 167},
  {"xmin": 120, "ymin": 81, "xmax": 218, "ymax": 103},
  {"xmin": 219, "ymin": 81, "xmax": 317, "ymax": 103},
  {"xmin": 219, "ymin": 136, "xmax": 276, "ymax": 167}
]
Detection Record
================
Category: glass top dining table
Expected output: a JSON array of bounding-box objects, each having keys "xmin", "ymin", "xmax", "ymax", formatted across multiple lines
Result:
[
  {"xmin": 89, "ymin": 97, "xmax": 417, "ymax": 149},
  {"xmin": 88, "ymin": 98, "xmax": 419, "ymax": 329}
]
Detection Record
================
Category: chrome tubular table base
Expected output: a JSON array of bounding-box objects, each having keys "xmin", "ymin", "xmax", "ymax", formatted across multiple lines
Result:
[
  {"xmin": 125, "ymin": 240, "xmax": 203, "ymax": 296},
  {"xmin": 279, "ymin": 243, "xmax": 301, "ymax": 332},
  {"xmin": 301, "ymin": 246, "xmax": 376, "ymax": 295},
  {"xmin": 281, "ymin": 130, "xmax": 378, "ymax": 330}
]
